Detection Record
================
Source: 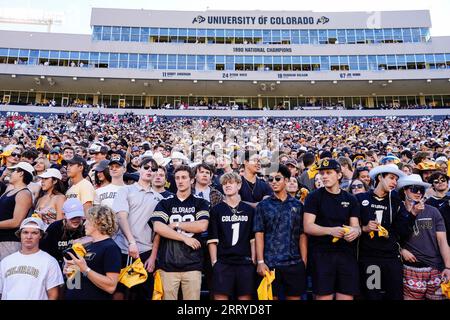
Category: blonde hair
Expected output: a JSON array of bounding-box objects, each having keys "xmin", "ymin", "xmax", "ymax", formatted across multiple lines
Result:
[
  {"xmin": 35, "ymin": 156, "xmax": 51, "ymax": 171},
  {"xmin": 86, "ymin": 206, "xmax": 118, "ymax": 236},
  {"xmin": 220, "ymin": 172, "xmax": 242, "ymax": 185}
]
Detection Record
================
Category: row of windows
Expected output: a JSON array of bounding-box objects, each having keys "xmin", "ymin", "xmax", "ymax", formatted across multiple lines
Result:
[
  {"xmin": 92, "ymin": 25, "xmax": 431, "ymax": 44},
  {"xmin": 3, "ymin": 91, "xmax": 450, "ymax": 108},
  {"xmin": 2, "ymin": 48, "xmax": 449, "ymax": 71}
]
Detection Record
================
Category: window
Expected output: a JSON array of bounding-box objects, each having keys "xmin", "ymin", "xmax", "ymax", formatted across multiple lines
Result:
[
  {"xmin": 167, "ymin": 55, "xmax": 176, "ymax": 69},
  {"xmin": 129, "ymin": 53, "xmax": 138, "ymax": 68},
  {"xmin": 406, "ymin": 54, "xmax": 416, "ymax": 69},
  {"xmin": 158, "ymin": 54, "xmax": 167, "ymax": 69},
  {"xmin": 121, "ymin": 27, "xmax": 130, "ymax": 41},
  {"xmin": 131, "ymin": 28, "xmax": 140, "ymax": 42},
  {"xmin": 177, "ymin": 55, "xmax": 187, "ymax": 69},
  {"xmin": 358, "ymin": 56, "xmax": 368, "ymax": 70}
]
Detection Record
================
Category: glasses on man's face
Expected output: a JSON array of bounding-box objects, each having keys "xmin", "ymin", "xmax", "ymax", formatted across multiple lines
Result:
[
  {"xmin": 433, "ymin": 178, "xmax": 447, "ymax": 185},
  {"xmin": 142, "ymin": 165, "xmax": 158, "ymax": 172},
  {"xmin": 268, "ymin": 176, "xmax": 283, "ymax": 183},
  {"xmin": 407, "ymin": 185, "xmax": 425, "ymax": 194},
  {"xmin": 351, "ymin": 183, "xmax": 364, "ymax": 190},
  {"xmin": 10, "ymin": 153, "xmax": 20, "ymax": 158}
]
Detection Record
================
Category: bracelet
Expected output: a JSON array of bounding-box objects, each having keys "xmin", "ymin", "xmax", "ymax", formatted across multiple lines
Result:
[{"xmin": 257, "ymin": 260, "xmax": 265, "ymax": 265}]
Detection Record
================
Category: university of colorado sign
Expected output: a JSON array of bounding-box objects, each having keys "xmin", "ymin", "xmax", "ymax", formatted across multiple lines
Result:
[{"xmin": 192, "ymin": 15, "xmax": 330, "ymax": 25}]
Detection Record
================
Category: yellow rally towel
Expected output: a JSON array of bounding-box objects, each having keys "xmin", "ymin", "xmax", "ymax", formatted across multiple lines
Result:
[
  {"xmin": 72, "ymin": 243, "xmax": 87, "ymax": 258},
  {"xmin": 299, "ymin": 188, "xmax": 309, "ymax": 203},
  {"xmin": 118, "ymin": 258, "xmax": 148, "ymax": 288},
  {"xmin": 441, "ymin": 282, "xmax": 450, "ymax": 299},
  {"xmin": 36, "ymin": 135, "xmax": 47, "ymax": 149},
  {"xmin": 66, "ymin": 243, "xmax": 87, "ymax": 279},
  {"xmin": 369, "ymin": 225, "xmax": 389, "ymax": 239},
  {"xmin": 447, "ymin": 160, "xmax": 450, "ymax": 178},
  {"xmin": 332, "ymin": 225, "xmax": 351, "ymax": 243},
  {"xmin": 257, "ymin": 270, "xmax": 276, "ymax": 300},
  {"xmin": 307, "ymin": 163, "xmax": 319, "ymax": 179},
  {"xmin": 152, "ymin": 269, "xmax": 164, "ymax": 300}
]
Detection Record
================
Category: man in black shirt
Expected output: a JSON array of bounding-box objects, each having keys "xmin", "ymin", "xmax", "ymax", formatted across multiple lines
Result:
[
  {"xmin": 239, "ymin": 150, "xmax": 273, "ymax": 208},
  {"xmin": 426, "ymin": 172, "xmax": 449, "ymax": 210},
  {"xmin": 356, "ymin": 164, "xmax": 416, "ymax": 300},
  {"xmin": 304, "ymin": 159, "xmax": 361, "ymax": 300},
  {"xmin": 150, "ymin": 165, "xmax": 209, "ymax": 300},
  {"xmin": 208, "ymin": 172, "xmax": 255, "ymax": 300}
]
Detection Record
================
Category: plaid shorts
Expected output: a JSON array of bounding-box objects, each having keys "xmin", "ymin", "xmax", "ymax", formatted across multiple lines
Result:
[{"xmin": 403, "ymin": 265, "xmax": 446, "ymax": 300}]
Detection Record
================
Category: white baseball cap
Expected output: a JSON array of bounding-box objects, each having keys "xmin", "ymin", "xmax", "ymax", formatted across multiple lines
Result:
[
  {"xmin": 38, "ymin": 168, "xmax": 62, "ymax": 180},
  {"xmin": 8, "ymin": 162, "xmax": 35, "ymax": 178},
  {"xmin": 18, "ymin": 217, "xmax": 46, "ymax": 232}
]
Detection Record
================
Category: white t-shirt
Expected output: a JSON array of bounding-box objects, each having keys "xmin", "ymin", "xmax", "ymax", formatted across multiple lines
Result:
[
  {"xmin": 94, "ymin": 184, "xmax": 124, "ymax": 209},
  {"xmin": 0, "ymin": 250, "xmax": 64, "ymax": 300}
]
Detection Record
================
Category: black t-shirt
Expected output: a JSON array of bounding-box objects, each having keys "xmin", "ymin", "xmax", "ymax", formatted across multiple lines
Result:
[
  {"xmin": 40, "ymin": 220, "xmax": 85, "ymax": 266},
  {"xmin": 239, "ymin": 176, "xmax": 273, "ymax": 204},
  {"xmin": 64, "ymin": 238, "xmax": 122, "ymax": 300},
  {"xmin": 150, "ymin": 193, "xmax": 210, "ymax": 272},
  {"xmin": 303, "ymin": 187, "xmax": 360, "ymax": 253},
  {"xmin": 439, "ymin": 200, "xmax": 450, "ymax": 246},
  {"xmin": 208, "ymin": 201, "xmax": 255, "ymax": 265},
  {"xmin": 356, "ymin": 191, "xmax": 404, "ymax": 259},
  {"xmin": 426, "ymin": 196, "xmax": 449, "ymax": 210}
]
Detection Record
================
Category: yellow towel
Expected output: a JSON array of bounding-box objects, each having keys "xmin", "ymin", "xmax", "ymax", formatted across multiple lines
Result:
[
  {"xmin": 152, "ymin": 269, "xmax": 164, "ymax": 300},
  {"xmin": 447, "ymin": 160, "xmax": 450, "ymax": 178},
  {"xmin": 36, "ymin": 135, "xmax": 47, "ymax": 149},
  {"xmin": 118, "ymin": 258, "xmax": 148, "ymax": 288},
  {"xmin": 257, "ymin": 270, "xmax": 275, "ymax": 300},
  {"xmin": 441, "ymin": 281, "xmax": 450, "ymax": 299},
  {"xmin": 369, "ymin": 225, "xmax": 389, "ymax": 239},
  {"xmin": 307, "ymin": 163, "xmax": 319, "ymax": 179},
  {"xmin": 332, "ymin": 225, "xmax": 351, "ymax": 243}
]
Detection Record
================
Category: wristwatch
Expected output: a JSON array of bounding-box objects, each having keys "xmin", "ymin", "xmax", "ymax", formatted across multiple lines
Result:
[{"xmin": 82, "ymin": 267, "xmax": 91, "ymax": 277}]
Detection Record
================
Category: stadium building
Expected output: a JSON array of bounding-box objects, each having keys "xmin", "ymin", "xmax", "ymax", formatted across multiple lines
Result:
[{"xmin": 0, "ymin": 8, "xmax": 450, "ymax": 109}]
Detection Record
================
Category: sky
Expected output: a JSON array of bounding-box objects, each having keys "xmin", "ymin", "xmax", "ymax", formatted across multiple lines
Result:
[{"xmin": 0, "ymin": 0, "xmax": 448, "ymax": 36}]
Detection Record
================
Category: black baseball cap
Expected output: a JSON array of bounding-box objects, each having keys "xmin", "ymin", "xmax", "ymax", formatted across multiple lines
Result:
[
  {"xmin": 66, "ymin": 155, "xmax": 87, "ymax": 168},
  {"xmin": 317, "ymin": 159, "xmax": 341, "ymax": 171},
  {"xmin": 109, "ymin": 155, "xmax": 125, "ymax": 167}
]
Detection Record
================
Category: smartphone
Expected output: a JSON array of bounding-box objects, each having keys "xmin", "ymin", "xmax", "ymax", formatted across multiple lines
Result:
[{"xmin": 62, "ymin": 247, "xmax": 78, "ymax": 260}]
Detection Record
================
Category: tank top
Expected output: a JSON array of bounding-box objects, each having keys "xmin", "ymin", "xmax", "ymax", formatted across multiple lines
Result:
[{"xmin": 0, "ymin": 188, "xmax": 30, "ymax": 242}]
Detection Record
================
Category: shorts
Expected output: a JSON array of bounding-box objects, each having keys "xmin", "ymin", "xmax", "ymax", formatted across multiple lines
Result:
[
  {"xmin": 403, "ymin": 265, "xmax": 446, "ymax": 300},
  {"xmin": 312, "ymin": 250, "xmax": 360, "ymax": 296},
  {"xmin": 160, "ymin": 270, "xmax": 202, "ymax": 300},
  {"xmin": 270, "ymin": 262, "xmax": 306, "ymax": 298},
  {"xmin": 212, "ymin": 261, "xmax": 255, "ymax": 297}
]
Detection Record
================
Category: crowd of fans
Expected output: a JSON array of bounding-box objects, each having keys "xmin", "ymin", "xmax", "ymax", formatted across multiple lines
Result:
[{"xmin": 0, "ymin": 110, "xmax": 449, "ymax": 300}]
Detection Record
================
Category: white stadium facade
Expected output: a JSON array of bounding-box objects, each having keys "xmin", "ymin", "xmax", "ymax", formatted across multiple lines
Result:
[{"xmin": 0, "ymin": 8, "xmax": 450, "ymax": 114}]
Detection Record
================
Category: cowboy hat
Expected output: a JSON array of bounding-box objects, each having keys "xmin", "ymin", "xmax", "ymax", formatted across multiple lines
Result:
[
  {"xmin": 396, "ymin": 174, "xmax": 431, "ymax": 190},
  {"xmin": 369, "ymin": 164, "xmax": 405, "ymax": 180}
]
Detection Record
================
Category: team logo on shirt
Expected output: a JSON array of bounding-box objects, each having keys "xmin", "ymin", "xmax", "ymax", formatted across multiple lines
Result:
[
  {"xmin": 362, "ymin": 200, "xmax": 369, "ymax": 207},
  {"xmin": 341, "ymin": 201, "xmax": 350, "ymax": 208}
]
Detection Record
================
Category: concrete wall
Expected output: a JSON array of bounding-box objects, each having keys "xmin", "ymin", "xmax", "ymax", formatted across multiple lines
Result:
[
  {"xmin": 90, "ymin": 8, "xmax": 431, "ymax": 29},
  {"xmin": 1, "ymin": 104, "xmax": 449, "ymax": 118}
]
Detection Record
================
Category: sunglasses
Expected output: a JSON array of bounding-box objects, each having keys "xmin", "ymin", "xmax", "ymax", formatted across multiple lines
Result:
[
  {"xmin": 10, "ymin": 153, "xmax": 21, "ymax": 158},
  {"xmin": 142, "ymin": 165, "xmax": 158, "ymax": 172},
  {"xmin": 407, "ymin": 185, "xmax": 425, "ymax": 194},
  {"xmin": 351, "ymin": 183, "xmax": 364, "ymax": 189},
  {"xmin": 433, "ymin": 178, "xmax": 447, "ymax": 184},
  {"xmin": 268, "ymin": 176, "xmax": 284, "ymax": 183}
]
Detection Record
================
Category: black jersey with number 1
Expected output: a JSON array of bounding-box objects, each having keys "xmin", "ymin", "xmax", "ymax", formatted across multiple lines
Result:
[{"xmin": 207, "ymin": 201, "xmax": 255, "ymax": 265}]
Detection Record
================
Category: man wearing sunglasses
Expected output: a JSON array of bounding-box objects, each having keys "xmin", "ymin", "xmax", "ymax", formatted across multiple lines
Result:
[
  {"xmin": 397, "ymin": 174, "xmax": 450, "ymax": 300},
  {"xmin": 112, "ymin": 157, "xmax": 162, "ymax": 300},
  {"xmin": 304, "ymin": 159, "xmax": 361, "ymax": 300},
  {"xmin": 356, "ymin": 164, "xmax": 417, "ymax": 300},
  {"xmin": 425, "ymin": 172, "xmax": 449, "ymax": 210},
  {"xmin": 254, "ymin": 164, "xmax": 307, "ymax": 300}
]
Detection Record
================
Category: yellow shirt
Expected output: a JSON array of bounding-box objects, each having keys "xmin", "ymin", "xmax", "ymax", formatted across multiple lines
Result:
[{"xmin": 66, "ymin": 179, "xmax": 95, "ymax": 205}]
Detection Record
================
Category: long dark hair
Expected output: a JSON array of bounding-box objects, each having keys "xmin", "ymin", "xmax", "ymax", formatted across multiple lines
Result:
[{"xmin": 35, "ymin": 177, "xmax": 67, "ymax": 206}]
